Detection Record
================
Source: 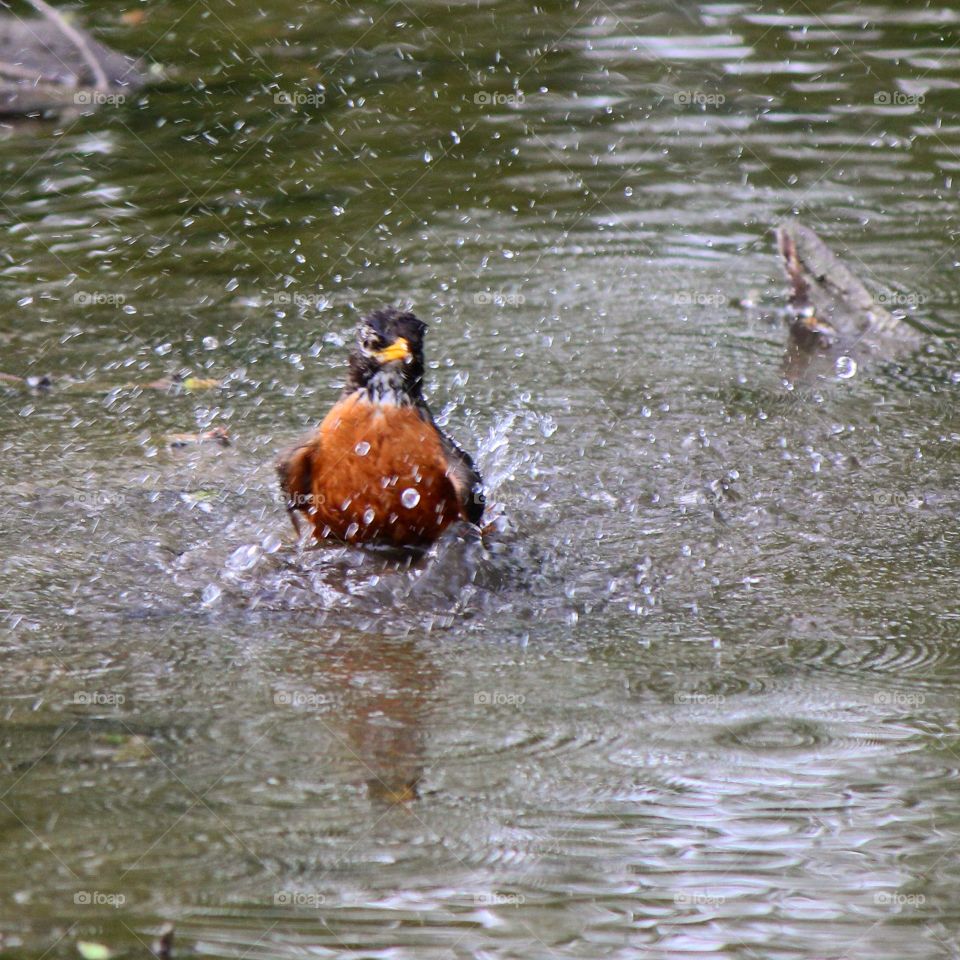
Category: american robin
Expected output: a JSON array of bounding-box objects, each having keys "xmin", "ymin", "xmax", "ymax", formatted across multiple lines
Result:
[{"xmin": 276, "ymin": 307, "xmax": 484, "ymax": 549}]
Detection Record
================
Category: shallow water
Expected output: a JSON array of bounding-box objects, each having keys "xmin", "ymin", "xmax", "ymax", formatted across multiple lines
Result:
[{"xmin": 3, "ymin": 0, "xmax": 960, "ymax": 957}]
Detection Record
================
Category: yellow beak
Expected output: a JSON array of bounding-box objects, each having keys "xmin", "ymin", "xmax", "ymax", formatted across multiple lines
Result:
[{"xmin": 374, "ymin": 337, "xmax": 411, "ymax": 364}]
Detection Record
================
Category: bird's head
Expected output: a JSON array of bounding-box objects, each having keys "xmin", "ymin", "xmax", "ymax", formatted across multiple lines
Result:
[{"xmin": 347, "ymin": 307, "xmax": 428, "ymax": 403}]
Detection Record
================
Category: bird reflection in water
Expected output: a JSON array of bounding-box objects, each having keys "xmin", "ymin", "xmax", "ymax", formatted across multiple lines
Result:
[{"xmin": 323, "ymin": 635, "xmax": 434, "ymax": 806}]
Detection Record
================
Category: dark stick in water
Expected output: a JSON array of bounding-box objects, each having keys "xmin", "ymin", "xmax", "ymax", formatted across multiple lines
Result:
[{"xmin": 775, "ymin": 220, "xmax": 920, "ymax": 349}]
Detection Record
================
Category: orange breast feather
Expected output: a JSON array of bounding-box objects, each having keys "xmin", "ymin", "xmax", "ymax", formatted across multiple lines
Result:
[{"xmin": 309, "ymin": 393, "xmax": 462, "ymax": 546}]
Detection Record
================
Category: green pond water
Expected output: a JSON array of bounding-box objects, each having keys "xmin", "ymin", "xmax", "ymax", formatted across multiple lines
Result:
[{"xmin": 3, "ymin": 0, "xmax": 960, "ymax": 957}]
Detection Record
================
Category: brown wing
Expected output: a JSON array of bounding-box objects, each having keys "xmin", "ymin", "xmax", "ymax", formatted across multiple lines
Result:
[
  {"xmin": 414, "ymin": 402, "xmax": 484, "ymax": 526},
  {"xmin": 276, "ymin": 439, "xmax": 317, "ymax": 535},
  {"xmin": 442, "ymin": 433, "xmax": 485, "ymax": 526}
]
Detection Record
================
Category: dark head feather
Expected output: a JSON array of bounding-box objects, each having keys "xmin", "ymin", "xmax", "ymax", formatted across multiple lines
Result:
[{"xmin": 346, "ymin": 307, "xmax": 428, "ymax": 402}]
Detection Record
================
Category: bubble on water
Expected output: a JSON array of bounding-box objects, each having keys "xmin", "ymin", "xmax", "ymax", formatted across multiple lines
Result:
[
  {"xmin": 226, "ymin": 544, "xmax": 260, "ymax": 572},
  {"xmin": 836, "ymin": 355, "xmax": 857, "ymax": 379},
  {"xmin": 539, "ymin": 416, "xmax": 557, "ymax": 438},
  {"xmin": 203, "ymin": 336, "xmax": 219, "ymax": 350},
  {"xmin": 624, "ymin": 186, "xmax": 634, "ymax": 197},
  {"xmin": 345, "ymin": 522, "xmax": 359, "ymax": 538},
  {"xmin": 401, "ymin": 488, "xmax": 421, "ymax": 508},
  {"xmin": 354, "ymin": 441, "xmax": 371, "ymax": 456},
  {"xmin": 362, "ymin": 508, "xmax": 376, "ymax": 525},
  {"xmin": 201, "ymin": 583, "xmax": 222, "ymax": 606}
]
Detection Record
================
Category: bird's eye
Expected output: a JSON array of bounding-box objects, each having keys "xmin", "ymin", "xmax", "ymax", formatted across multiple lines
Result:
[{"xmin": 363, "ymin": 335, "xmax": 380, "ymax": 352}]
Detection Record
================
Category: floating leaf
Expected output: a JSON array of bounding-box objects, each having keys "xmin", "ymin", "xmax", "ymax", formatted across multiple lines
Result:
[
  {"xmin": 114, "ymin": 734, "xmax": 154, "ymax": 762},
  {"xmin": 78, "ymin": 942, "xmax": 113, "ymax": 960},
  {"xmin": 145, "ymin": 373, "xmax": 221, "ymax": 393},
  {"xmin": 182, "ymin": 377, "xmax": 221, "ymax": 392}
]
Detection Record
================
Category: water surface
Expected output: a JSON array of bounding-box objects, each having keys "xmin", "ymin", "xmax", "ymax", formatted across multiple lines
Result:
[{"xmin": 2, "ymin": 1, "xmax": 960, "ymax": 958}]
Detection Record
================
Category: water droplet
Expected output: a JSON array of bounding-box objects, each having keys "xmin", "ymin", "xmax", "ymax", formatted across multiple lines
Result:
[
  {"xmin": 226, "ymin": 544, "xmax": 260, "ymax": 572},
  {"xmin": 203, "ymin": 336, "xmax": 219, "ymax": 350},
  {"xmin": 836, "ymin": 355, "xmax": 857, "ymax": 379},
  {"xmin": 225, "ymin": 277, "xmax": 239, "ymax": 292},
  {"xmin": 354, "ymin": 441, "xmax": 371, "ymax": 456},
  {"xmin": 201, "ymin": 583, "xmax": 222, "ymax": 605},
  {"xmin": 345, "ymin": 522, "xmax": 359, "ymax": 538},
  {"xmin": 624, "ymin": 186, "xmax": 634, "ymax": 197},
  {"xmin": 155, "ymin": 342, "xmax": 172, "ymax": 356},
  {"xmin": 401, "ymin": 488, "xmax": 421, "ymax": 508},
  {"xmin": 261, "ymin": 533, "xmax": 282, "ymax": 554},
  {"xmin": 423, "ymin": 150, "xmax": 433, "ymax": 163},
  {"xmin": 362, "ymin": 508, "xmax": 376, "ymax": 525}
]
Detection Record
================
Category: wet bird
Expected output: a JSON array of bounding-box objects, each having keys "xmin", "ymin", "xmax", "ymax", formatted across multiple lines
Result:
[{"xmin": 276, "ymin": 307, "xmax": 484, "ymax": 549}]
